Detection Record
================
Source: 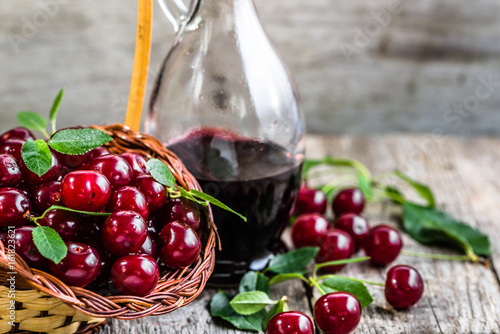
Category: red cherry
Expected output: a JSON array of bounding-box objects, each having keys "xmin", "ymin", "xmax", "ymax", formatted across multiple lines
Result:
[
  {"xmin": 106, "ymin": 186, "xmax": 149, "ymax": 220},
  {"xmin": 0, "ymin": 139, "xmax": 25, "ymax": 161},
  {"xmin": 332, "ymin": 188, "xmax": 365, "ymax": 217},
  {"xmin": 334, "ymin": 213, "xmax": 370, "ymax": 249},
  {"xmin": 314, "ymin": 292, "xmax": 362, "ymax": 334},
  {"xmin": 101, "ymin": 211, "xmax": 147, "ymax": 257},
  {"xmin": 110, "ymin": 254, "xmax": 159, "ymax": 296},
  {"xmin": 266, "ymin": 311, "xmax": 314, "ymax": 334},
  {"xmin": 49, "ymin": 242, "xmax": 101, "ymax": 288},
  {"xmin": 363, "ymin": 225, "xmax": 402, "ymax": 266},
  {"xmin": 161, "ymin": 198, "xmax": 201, "ymax": 231},
  {"xmin": 38, "ymin": 209, "xmax": 83, "ymax": 242},
  {"xmin": 0, "ymin": 188, "xmax": 31, "ymax": 227},
  {"xmin": 119, "ymin": 152, "xmax": 149, "ymax": 180},
  {"xmin": 315, "ymin": 229, "xmax": 355, "ymax": 271},
  {"xmin": 294, "ymin": 184, "xmax": 327, "ymax": 216},
  {"xmin": 158, "ymin": 221, "xmax": 201, "ymax": 269},
  {"xmin": 33, "ymin": 181, "xmax": 62, "ymax": 213},
  {"xmin": 0, "ymin": 154, "xmax": 21, "ymax": 187},
  {"xmin": 0, "ymin": 127, "xmax": 35, "ymax": 144},
  {"xmin": 61, "ymin": 170, "xmax": 111, "ymax": 212},
  {"xmin": 89, "ymin": 155, "xmax": 133, "ymax": 188},
  {"xmin": 133, "ymin": 233, "xmax": 158, "ymax": 259},
  {"xmin": 134, "ymin": 175, "xmax": 167, "ymax": 212},
  {"xmin": 385, "ymin": 265, "xmax": 424, "ymax": 308},
  {"xmin": 11, "ymin": 226, "xmax": 48, "ymax": 270},
  {"xmin": 291, "ymin": 213, "xmax": 329, "ymax": 248}
]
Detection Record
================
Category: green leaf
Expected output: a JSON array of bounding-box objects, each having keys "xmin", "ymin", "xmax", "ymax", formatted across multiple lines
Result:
[
  {"xmin": 356, "ymin": 173, "xmax": 373, "ymax": 200},
  {"xmin": 267, "ymin": 247, "xmax": 319, "ymax": 274},
  {"xmin": 48, "ymin": 128, "xmax": 112, "ymax": 155},
  {"xmin": 190, "ymin": 189, "xmax": 247, "ymax": 222},
  {"xmin": 393, "ymin": 170, "xmax": 435, "ymax": 207},
  {"xmin": 321, "ymin": 276, "xmax": 374, "ymax": 308},
  {"xmin": 178, "ymin": 187, "xmax": 207, "ymax": 206},
  {"xmin": 49, "ymin": 88, "xmax": 64, "ymax": 134},
  {"xmin": 239, "ymin": 271, "xmax": 270, "ymax": 295},
  {"xmin": 146, "ymin": 158, "xmax": 177, "ymax": 188},
  {"xmin": 383, "ymin": 186, "xmax": 405, "ymax": 205},
  {"xmin": 21, "ymin": 140, "xmax": 52, "ymax": 177},
  {"xmin": 403, "ymin": 202, "xmax": 490, "ymax": 257},
  {"xmin": 210, "ymin": 291, "xmax": 266, "ymax": 332},
  {"xmin": 230, "ymin": 291, "xmax": 276, "ymax": 315},
  {"xmin": 32, "ymin": 226, "xmax": 67, "ymax": 264},
  {"xmin": 17, "ymin": 111, "xmax": 48, "ymax": 134},
  {"xmin": 268, "ymin": 273, "xmax": 306, "ymax": 286},
  {"xmin": 262, "ymin": 299, "xmax": 287, "ymax": 331}
]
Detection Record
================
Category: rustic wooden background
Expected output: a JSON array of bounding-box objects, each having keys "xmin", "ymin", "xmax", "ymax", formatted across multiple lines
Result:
[{"xmin": 1, "ymin": 0, "xmax": 500, "ymax": 135}]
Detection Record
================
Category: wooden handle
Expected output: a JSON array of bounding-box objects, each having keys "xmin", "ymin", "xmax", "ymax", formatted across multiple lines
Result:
[{"xmin": 124, "ymin": 0, "xmax": 153, "ymax": 131}]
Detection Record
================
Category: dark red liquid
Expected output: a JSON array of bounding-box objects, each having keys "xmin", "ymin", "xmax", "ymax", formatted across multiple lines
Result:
[{"xmin": 168, "ymin": 128, "xmax": 303, "ymax": 286}]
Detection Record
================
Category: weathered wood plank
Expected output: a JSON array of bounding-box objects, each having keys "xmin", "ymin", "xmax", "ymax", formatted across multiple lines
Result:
[{"xmin": 305, "ymin": 135, "xmax": 500, "ymax": 334}]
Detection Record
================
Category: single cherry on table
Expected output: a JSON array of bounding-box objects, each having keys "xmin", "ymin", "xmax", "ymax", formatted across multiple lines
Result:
[
  {"xmin": 291, "ymin": 213, "xmax": 329, "ymax": 248},
  {"xmin": 332, "ymin": 188, "xmax": 365, "ymax": 217},
  {"xmin": 266, "ymin": 311, "xmax": 314, "ymax": 334},
  {"xmin": 294, "ymin": 184, "xmax": 327, "ymax": 216},
  {"xmin": 315, "ymin": 229, "xmax": 355, "ymax": 272},
  {"xmin": 334, "ymin": 213, "xmax": 370, "ymax": 249},
  {"xmin": 314, "ymin": 292, "xmax": 362, "ymax": 334},
  {"xmin": 363, "ymin": 224, "xmax": 403, "ymax": 266},
  {"xmin": 385, "ymin": 265, "xmax": 424, "ymax": 308}
]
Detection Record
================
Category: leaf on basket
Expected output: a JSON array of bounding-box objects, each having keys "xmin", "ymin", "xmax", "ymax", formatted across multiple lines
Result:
[
  {"xmin": 211, "ymin": 291, "xmax": 266, "ymax": 332},
  {"xmin": 17, "ymin": 111, "xmax": 47, "ymax": 133},
  {"xmin": 49, "ymin": 88, "xmax": 64, "ymax": 134},
  {"xmin": 266, "ymin": 247, "xmax": 319, "ymax": 274},
  {"xmin": 21, "ymin": 139, "xmax": 52, "ymax": 177},
  {"xmin": 48, "ymin": 128, "xmax": 112, "ymax": 155},
  {"xmin": 403, "ymin": 202, "xmax": 491, "ymax": 257},
  {"xmin": 32, "ymin": 226, "xmax": 67, "ymax": 264},
  {"xmin": 146, "ymin": 158, "xmax": 177, "ymax": 188}
]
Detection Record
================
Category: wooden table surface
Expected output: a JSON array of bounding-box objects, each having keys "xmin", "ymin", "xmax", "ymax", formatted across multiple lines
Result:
[{"xmin": 99, "ymin": 134, "xmax": 500, "ymax": 334}]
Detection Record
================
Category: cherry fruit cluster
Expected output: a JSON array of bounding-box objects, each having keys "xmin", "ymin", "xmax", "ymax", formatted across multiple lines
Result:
[
  {"xmin": 268, "ymin": 185, "xmax": 424, "ymax": 334},
  {"xmin": 0, "ymin": 126, "xmax": 203, "ymax": 296}
]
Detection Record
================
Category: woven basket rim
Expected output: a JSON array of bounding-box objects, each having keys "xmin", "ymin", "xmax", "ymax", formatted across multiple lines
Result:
[{"xmin": 0, "ymin": 123, "xmax": 218, "ymax": 323}]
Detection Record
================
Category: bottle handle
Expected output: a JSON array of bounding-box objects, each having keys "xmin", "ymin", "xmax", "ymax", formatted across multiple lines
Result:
[{"xmin": 158, "ymin": 0, "xmax": 188, "ymax": 32}]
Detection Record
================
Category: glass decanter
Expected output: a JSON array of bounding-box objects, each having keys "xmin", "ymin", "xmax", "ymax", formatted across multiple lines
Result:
[{"xmin": 146, "ymin": 0, "xmax": 305, "ymax": 286}]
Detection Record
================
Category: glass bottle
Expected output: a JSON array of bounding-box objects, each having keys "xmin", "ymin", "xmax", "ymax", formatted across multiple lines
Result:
[{"xmin": 146, "ymin": 0, "xmax": 306, "ymax": 286}]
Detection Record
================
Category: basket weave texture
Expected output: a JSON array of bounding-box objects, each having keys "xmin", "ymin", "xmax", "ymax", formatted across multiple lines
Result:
[{"xmin": 0, "ymin": 124, "xmax": 217, "ymax": 333}]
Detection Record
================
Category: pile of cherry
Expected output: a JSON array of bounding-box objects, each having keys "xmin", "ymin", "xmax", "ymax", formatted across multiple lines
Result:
[
  {"xmin": 0, "ymin": 127, "xmax": 202, "ymax": 297},
  {"xmin": 266, "ymin": 185, "xmax": 424, "ymax": 334}
]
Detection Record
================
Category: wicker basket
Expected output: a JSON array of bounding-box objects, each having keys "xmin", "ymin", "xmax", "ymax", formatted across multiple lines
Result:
[{"xmin": 0, "ymin": 124, "xmax": 218, "ymax": 333}]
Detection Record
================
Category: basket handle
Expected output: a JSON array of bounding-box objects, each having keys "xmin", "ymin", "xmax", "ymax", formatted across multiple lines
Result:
[{"xmin": 124, "ymin": 0, "xmax": 153, "ymax": 132}]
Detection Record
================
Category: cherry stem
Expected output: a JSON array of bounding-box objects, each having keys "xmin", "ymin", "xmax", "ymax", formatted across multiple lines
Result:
[
  {"xmin": 401, "ymin": 250, "xmax": 477, "ymax": 262},
  {"xmin": 320, "ymin": 175, "xmax": 358, "ymax": 195},
  {"xmin": 27, "ymin": 205, "xmax": 112, "ymax": 224},
  {"xmin": 308, "ymin": 277, "xmax": 327, "ymax": 295},
  {"xmin": 317, "ymin": 274, "xmax": 385, "ymax": 287},
  {"xmin": 313, "ymin": 256, "xmax": 371, "ymax": 279}
]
